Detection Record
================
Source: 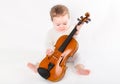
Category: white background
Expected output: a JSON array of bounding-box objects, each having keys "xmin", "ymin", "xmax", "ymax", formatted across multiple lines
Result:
[{"xmin": 0, "ymin": 0, "xmax": 120, "ymax": 84}]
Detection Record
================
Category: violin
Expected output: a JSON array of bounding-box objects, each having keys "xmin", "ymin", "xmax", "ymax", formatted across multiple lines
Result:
[{"xmin": 37, "ymin": 12, "xmax": 91, "ymax": 82}]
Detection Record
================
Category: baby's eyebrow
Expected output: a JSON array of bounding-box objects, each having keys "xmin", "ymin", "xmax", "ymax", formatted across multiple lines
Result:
[{"xmin": 63, "ymin": 22, "xmax": 68, "ymax": 24}]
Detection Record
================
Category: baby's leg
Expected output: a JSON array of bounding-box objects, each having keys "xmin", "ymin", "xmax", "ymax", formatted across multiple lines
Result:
[
  {"xmin": 67, "ymin": 54, "xmax": 77, "ymax": 63},
  {"xmin": 73, "ymin": 53, "xmax": 90, "ymax": 75},
  {"xmin": 27, "ymin": 62, "xmax": 39, "ymax": 73}
]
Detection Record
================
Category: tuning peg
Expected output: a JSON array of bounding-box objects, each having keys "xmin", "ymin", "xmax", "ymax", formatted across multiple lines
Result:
[
  {"xmin": 85, "ymin": 21, "xmax": 89, "ymax": 23},
  {"xmin": 77, "ymin": 18, "xmax": 81, "ymax": 22},
  {"xmin": 88, "ymin": 18, "xmax": 91, "ymax": 21},
  {"xmin": 80, "ymin": 16, "xmax": 83, "ymax": 19}
]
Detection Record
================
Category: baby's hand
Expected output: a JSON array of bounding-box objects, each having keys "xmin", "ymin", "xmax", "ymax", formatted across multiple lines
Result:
[
  {"xmin": 46, "ymin": 48, "xmax": 54, "ymax": 56},
  {"xmin": 75, "ymin": 24, "xmax": 82, "ymax": 35}
]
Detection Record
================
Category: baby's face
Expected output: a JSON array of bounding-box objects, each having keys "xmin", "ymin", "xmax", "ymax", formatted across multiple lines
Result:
[{"xmin": 52, "ymin": 14, "xmax": 70, "ymax": 32}]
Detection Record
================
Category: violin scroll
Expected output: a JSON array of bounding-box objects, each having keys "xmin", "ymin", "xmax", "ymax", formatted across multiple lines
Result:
[{"xmin": 77, "ymin": 12, "xmax": 91, "ymax": 25}]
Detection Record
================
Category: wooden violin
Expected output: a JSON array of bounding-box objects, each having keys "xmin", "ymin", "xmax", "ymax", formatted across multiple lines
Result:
[{"xmin": 37, "ymin": 12, "xmax": 91, "ymax": 82}]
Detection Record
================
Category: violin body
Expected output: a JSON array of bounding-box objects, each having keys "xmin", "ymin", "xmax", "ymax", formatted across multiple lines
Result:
[
  {"xmin": 38, "ymin": 35, "xmax": 78, "ymax": 81},
  {"xmin": 37, "ymin": 12, "xmax": 90, "ymax": 82}
]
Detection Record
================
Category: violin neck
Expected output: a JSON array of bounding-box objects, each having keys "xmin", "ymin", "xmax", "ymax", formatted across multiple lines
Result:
[
  {"xmin": 58, "ymin": 25, "xmax": 78, "ymax": 52},
  {"xmin": 58, "ymin": 12, "xmax": 90, "ymax": 53}
]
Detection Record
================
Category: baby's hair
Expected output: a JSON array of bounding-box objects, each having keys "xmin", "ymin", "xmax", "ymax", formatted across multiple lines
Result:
[{"xmin": 50, "ymin": 4, "xmax": 70, "ymax": 21}]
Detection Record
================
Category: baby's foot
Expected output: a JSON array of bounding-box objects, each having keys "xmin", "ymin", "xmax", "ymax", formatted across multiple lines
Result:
[
  {"xmin": 75, "ymin": 64, "xmax": 90, "ymax": 75},
  {"xmin": 27, "ymin": 63, "xmax": 38, "ymax": 73},
  {"xmin": 76, "ymin": 68, "xmax": 90, "ymax": 75}
]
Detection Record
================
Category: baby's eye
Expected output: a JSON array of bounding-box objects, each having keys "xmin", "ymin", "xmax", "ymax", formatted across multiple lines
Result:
[
  {"xmin": 63, "ymin": 23, "xmax": 67, "ymax": 25},
  {"xmin": 56, "ymin": 24, "xmax": 60, "ymax": 26}
]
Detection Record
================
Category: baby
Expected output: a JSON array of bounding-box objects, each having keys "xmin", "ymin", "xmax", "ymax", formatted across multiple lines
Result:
[{"xmin": 27, "ymin": 4, "xmax": 90, "ymax": 75}]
